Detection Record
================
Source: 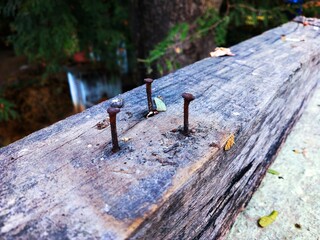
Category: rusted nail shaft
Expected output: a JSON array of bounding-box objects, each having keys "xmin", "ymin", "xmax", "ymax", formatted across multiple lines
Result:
[
  {"xmin": 107, "ymin": 107, "xmax": 120, "ymax": 153},
  {"xmin": 144, "ymin": 78, "xmax": 154, "ymax": 112},
  {"xmin": 182, "ymin": 92, "xmax": 195, "ymax": 135}
]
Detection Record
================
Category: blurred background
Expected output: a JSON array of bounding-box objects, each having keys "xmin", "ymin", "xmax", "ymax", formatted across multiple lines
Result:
[{"xmin": 0, "ymin": 0, "xmax": 319, "ymax": 147}]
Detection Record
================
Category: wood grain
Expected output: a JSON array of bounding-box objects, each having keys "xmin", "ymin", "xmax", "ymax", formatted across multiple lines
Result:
[{"xmin": 1, "ymin": 20, "xmax": 320, "ymax": 239}]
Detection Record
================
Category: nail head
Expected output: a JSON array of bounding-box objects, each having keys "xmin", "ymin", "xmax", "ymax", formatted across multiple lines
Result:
[
  {"xmin": 107, "ymin": 107, "xmax": 120, "ymax": 115},
  {"xmin": 144, "ymin": 78, "xmax": 154, "ymax": 84},
  {"xmin": 182, "ymin": 92, "xmax": 195, "ymax": 101}
]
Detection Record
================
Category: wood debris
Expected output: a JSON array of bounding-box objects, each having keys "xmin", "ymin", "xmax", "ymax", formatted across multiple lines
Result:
[{"xmin": 210, "ymin": 47, "xmax": 235, "ymax": 57}]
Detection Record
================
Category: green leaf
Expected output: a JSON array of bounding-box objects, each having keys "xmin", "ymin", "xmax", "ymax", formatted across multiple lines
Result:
[
  {"xmin": 154, "ymin": 97, "xmax": 166, "ymax": 112},
  {"xmin": 267, "ymin": 169, "xmax": 280, "ymax": 175},
  {"xmin": 258, "ymin": 210, "xmax": 278, "ymax": 228},
  {"xmin": 157, "ymin": 63, "xmax": 164, "ymax": 76},
  {"xmin": 214, "ymin": 17, "xmax": 229, "ymax": 46},
  {"xmin": 251, "ymin": 12, "xmax": 257, "ymax": 26},
  {"xmin": 0, "ymin": 98, "xmax": 19, "ymax": 122},
  {"xmin": 165, "ymin": 59, "xmax": 173, "ymax": 72},
  {"xmin": 1, "ymin": 0, "xmax": 130, "ymax": 73},
  {"xmin": 180, "ymin": 23, "xmax": 189, "ymax": 41}
]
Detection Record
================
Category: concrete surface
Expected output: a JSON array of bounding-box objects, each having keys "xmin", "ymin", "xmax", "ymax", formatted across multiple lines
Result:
[{"xmin": 227, "ymin": 84, "xmax": 320, "ymax": 240}]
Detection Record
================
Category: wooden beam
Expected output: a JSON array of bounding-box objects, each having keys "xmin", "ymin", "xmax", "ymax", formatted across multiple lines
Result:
[{"xmin": 1, "ymin": 19, "xmax": 320, "ymax": 239}]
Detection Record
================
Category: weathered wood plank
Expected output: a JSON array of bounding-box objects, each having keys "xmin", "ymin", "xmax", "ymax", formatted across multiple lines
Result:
[{"xmin": 1, "ymin": 20, "xmax": 320, "ymax": 239}]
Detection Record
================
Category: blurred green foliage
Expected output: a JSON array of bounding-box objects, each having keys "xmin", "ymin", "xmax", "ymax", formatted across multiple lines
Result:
[
  {"xmin": 143, "ymin": 0, "xmax": 317, "ymax": 74},
  {"xmin": 0, "ymin": 97, "xmax": 18, "ymax": 122},
  {"xmin": 0, "ymin": 0, "xmax": 130, "ymax": 72},
  {"xmin": 1, "ymin": 0, "xmax": 318, "ymax": 75}
]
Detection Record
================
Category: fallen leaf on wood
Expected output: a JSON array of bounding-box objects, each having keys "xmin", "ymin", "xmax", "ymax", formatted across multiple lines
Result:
[
  {"xmin": 258, "ymin": 210, "xmax": 278, "ymax": 228},
  {"xmin": 210, "ymin": 47, "xmax": 235, "ymax": 57},
  {"xmin": 154, "ymin": 97, "xmax": 167, "ymax": 112},
  {"xmin": 267, "ymin": 169, "xmax": 280, "ymax": 175},
  {"xmin": 224, "ymin": 134, "xmax": 235, "ymax": 151}
]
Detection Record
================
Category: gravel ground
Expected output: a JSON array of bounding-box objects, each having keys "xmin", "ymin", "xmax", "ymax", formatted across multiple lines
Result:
[{"xmin": 227, "ymin": 85, "xmax": 320, "ymax": 240}]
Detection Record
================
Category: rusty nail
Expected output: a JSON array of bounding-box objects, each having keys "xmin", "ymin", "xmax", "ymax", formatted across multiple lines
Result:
[
  {"xmin": 144, "ymin": 78, "xmax": 154, "ymax": 112},
  {"xmin": 182, "ymin": 92, "xmax": 195, "ymax": 135},
  {"xmin": 107, "ymin": 107, "xmax": 121, "ymax": 153}
]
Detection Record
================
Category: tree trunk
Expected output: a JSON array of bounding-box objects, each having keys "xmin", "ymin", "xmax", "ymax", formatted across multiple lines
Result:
[{"xmin": 132, "ymin": 0, "xmax": 223, "ymax": 79}]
